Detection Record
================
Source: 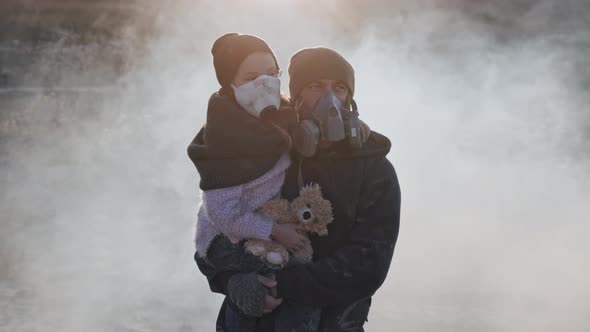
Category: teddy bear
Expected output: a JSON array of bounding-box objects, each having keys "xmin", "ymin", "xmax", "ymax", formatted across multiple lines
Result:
[{"xmin": 244, "ymin": 183, "xmax": 333, "ymax": 268}]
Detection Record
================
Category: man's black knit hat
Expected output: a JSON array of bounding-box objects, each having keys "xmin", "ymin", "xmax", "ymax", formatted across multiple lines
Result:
[
  {"xmin": 211, "ymin": 33, "xmax": 279, "ymax": 88},
  {"xmin": 288, "ymin": 47, "xmax": 355, "ymax": 98}
]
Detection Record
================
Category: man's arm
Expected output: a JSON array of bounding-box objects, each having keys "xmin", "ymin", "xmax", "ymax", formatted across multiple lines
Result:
[{"xmin": 275, "ymin": 156, "xmax": 401, "ymax": 306}]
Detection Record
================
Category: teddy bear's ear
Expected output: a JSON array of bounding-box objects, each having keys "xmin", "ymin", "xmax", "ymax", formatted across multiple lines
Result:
[
  {"xmin": 300, "ymin": 183, "xmax": 322, "ymax": 198},
  {"xmin": 308, "ymin": 183, "xmax": 320, "ymax": 190}
]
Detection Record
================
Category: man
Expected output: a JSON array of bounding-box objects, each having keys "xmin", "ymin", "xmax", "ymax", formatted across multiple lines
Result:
[{"xmin": 196, "ymin": 47, "xmax": 401, "ymax": 331}]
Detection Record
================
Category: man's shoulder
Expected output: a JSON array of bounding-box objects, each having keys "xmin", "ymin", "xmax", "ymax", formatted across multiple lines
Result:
[
  {"xmin": 354, "ymin": 131, "xmax": 399, "ymax": 186},
  {"xmin": 361, "ymin": 130, "xmax": 392, "ymax": 156},
  {"xmin": 332, "ymin": 130, "xmax": 392, "ymax": 162}
]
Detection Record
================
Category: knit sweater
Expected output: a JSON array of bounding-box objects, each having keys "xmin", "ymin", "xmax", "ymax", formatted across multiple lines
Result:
[{"xmin": 195, "ymin": 153, "xmax": 291, "ymax": 257}]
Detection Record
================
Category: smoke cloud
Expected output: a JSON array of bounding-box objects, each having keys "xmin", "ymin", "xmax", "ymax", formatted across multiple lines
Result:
[{"xmin": 1, "ymin": 1, "xmax": 589, "ymax": 331}]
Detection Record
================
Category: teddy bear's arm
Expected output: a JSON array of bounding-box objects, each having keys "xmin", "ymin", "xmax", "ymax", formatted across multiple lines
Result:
[{"xmin": 259, "ymin": 199, "xmax": 292, "ymax": 224}]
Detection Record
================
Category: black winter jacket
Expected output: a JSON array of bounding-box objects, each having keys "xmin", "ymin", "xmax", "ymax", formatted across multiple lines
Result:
[{"xmin": 196, "ymin": 130, "xmax": 401, "ymax": 331}]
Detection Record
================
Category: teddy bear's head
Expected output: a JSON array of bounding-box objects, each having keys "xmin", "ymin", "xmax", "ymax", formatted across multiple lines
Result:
[{"xmin": 290, "ymin": 184, "xmax": 333, "ymax": 236}]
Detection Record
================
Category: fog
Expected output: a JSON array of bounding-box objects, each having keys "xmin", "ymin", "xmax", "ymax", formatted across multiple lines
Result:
[{"xmin": 1, "ymin": 0, "xmax": 589, "ymax": 331}]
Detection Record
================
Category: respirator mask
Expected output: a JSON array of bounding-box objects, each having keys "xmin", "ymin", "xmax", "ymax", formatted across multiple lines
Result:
[
  {"xmin": 293, "ymin": 92, "xmax": 363, "ymax": 157},
  {"xmin": 232, "ymin": 75, "xmax": 281, "ymax": 119}
]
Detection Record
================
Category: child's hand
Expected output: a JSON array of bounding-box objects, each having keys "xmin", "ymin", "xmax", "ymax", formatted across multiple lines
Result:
[{"xmin": 271, "ymin": 223, "xmax": 309, "ymax": 253}]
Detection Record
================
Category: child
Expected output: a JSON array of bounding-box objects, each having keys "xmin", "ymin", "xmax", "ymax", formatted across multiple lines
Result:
[{"xmin": 188, "ymin": 33, "xmax": 319, "ymax": 331}]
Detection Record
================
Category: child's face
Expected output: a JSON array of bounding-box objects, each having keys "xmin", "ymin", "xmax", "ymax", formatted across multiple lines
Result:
[{"xmin": 233, "ymin": 52, "xmax": 280, "ymax": 87}]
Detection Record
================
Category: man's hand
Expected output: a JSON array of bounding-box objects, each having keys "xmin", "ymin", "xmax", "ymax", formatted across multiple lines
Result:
[
  {"xmin": 272, "ymin": 223, "xmax": 309, "ymax": 253},
  {"xmin": 257, "ymin": 274, "xmax": 282, "ymax": 314},
  {"xmin": 262, "ymin": 294, "xmax": 283, "ymax": 314}
]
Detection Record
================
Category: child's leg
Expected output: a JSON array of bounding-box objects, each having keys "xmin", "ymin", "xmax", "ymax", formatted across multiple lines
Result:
[
  {"xmin": 205, "ymin": 235, "xmax": 266, "ymax": 273},
  {"xmin": 205, "ymin": 235, "xmax": 269, "ymax": 329}
]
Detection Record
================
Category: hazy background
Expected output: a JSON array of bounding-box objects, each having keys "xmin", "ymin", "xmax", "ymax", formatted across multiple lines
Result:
[{"xmin": 1, "ymin": 0, "xmax": 589, "ymax": 331}]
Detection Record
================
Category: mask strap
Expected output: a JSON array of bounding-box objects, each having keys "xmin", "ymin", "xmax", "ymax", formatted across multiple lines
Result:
[
  {"xmin": 219, "ymin": 85, "xmax": 235, "ymax": 98},
  {"xmin": 350, "ymin": 98, "xmax": 359, "ymax": 113},
  {"xmin": 289, "ymin": 97, "xmax": 305, "ymax": 189},
  {"xmin": 297, "ymin": 158, "xmax": 304, "ymax": 189},
  {"xmin": 292, "ymin": 97, "xmax": 305, "ymax": 121}
]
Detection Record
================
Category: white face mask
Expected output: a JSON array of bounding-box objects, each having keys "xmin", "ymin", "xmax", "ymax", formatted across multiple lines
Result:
[{"xmin": 232, "ymin": 75, "xmax": 281, "ymax": 118}]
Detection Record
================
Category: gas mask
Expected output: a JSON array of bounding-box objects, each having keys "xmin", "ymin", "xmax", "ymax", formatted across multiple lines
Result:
[
  {"xmin": 293, "ymin": 92, "xmax": 363, "ymax": 157},
  {"xmin": 232, "ymin": 75, "xmax": 281, "ymax": 119}
]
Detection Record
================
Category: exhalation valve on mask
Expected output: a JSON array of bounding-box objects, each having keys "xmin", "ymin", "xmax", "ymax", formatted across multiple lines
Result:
[{"xmin": 232, "ymin": 75, "xmax": 281, "ymax": 119}]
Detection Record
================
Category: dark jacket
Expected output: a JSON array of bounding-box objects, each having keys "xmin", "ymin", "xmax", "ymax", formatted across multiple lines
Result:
[
  {"xmin": 187, "ymin": 92, "xmax": 294, "ymax": 190},
  {"xmin": 195, "ymin": 131, "xmax": 401, "ymax": 331}
]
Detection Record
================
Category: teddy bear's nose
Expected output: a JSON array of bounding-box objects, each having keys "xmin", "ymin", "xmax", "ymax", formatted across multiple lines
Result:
[{"xmin": 298, "ymin": 208, "xmax": 314, "ymax": 224}]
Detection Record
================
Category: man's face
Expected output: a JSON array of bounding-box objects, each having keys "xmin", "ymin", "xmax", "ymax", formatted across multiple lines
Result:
[{"xmin": 299, "ymin": 79, "xmax": 349, "ymax": 111}]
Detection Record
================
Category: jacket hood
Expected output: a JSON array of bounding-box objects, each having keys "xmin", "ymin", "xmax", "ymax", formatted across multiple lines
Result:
[{"xmin": 187, "ymin": 92, "xmax": 291, "ymax": 190}]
